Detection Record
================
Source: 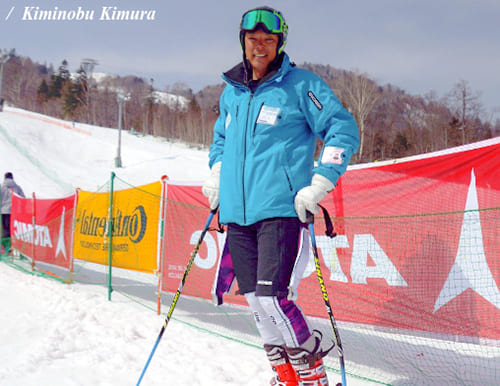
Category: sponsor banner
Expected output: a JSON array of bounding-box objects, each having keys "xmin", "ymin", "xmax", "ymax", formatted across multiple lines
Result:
[
  {"xmin": 11, "ymin": 193, "xmax": 76, "ymax": 270},
  {"xmin": 319, "ymin": 139, "xmax": 500, "ymax": 339},
  {"xmin": 160, "ymin": 140, "xmax": 500, "ymax": 339},
  {"xmin": 160, "ymin": 183, "xmax": 230, "ymax": 301},
  {"xmin": 73, "ymin": 181, "xmax": 161, "ymax": 273}
]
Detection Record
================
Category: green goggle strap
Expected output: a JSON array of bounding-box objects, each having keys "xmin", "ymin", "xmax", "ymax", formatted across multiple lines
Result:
[{"xmin": 240, "ymin": 9, "xmax": 287, "ymax": 34}]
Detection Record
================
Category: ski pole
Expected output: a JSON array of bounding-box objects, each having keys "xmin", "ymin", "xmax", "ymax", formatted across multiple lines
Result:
[
  {"xmin": 307, "ymin": 212, "xmax": 347, "ymax": 386},
  {"xmin": 136, "ymin": 208, "xmax": 217, "ymax": 386}
]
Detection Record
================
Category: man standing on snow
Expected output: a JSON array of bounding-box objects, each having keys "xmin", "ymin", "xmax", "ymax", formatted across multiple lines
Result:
[
  {"xmin": 1, "ymin": 172, "xmax": 25, "ymax": 253},
  {"xmin": 203, "ymin": 6, "xmax": 359, "ymax": 385}
]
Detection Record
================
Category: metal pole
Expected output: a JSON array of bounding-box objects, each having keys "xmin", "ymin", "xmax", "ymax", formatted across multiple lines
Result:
[
  {"xmin": 115, "ymin": 90, "xmax": 130, "ymax": 168},
  {"xmin": 117, "ymin": 100, "xmax": 123, "ymax": 167},
  {"xmin": 307, "ymin": 213, "xmax": 347, "ymax": 386},
  {"xmin": 136, "ymin": 208, "xmax": 217, "ymax": 385},
  {"xmin": 107, "ymin": 172, "xmax": 115, "ymax": 301}
]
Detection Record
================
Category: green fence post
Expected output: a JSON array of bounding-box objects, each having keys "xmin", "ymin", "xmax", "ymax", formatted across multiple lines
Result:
[{"xmin": 107, "ymin": 172, "xmax": 115, "ymax": 301}]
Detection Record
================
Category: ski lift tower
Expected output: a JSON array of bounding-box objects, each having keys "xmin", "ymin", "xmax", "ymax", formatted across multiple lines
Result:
[{"xmin": 115, "ymin": 89, "xmax": 131, "ymax": 168}]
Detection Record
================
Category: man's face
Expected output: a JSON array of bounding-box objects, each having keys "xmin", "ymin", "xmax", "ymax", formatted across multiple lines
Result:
[{"xmin": 244, "ymin": 29, "xmax": 279, "ymax": 80}]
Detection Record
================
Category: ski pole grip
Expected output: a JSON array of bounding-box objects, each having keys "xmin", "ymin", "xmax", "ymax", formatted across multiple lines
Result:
[{"xmin": 306, "ymin": 211, "xmax": 314, "ymax": 224}]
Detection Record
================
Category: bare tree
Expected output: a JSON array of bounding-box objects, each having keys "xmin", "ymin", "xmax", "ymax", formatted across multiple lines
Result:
[
  {"xmin": 166, "ymin": 81, "xmax": 193, "ymax": 99},
  {"xmin": 423, "ymin": 91, "xmax": 452, "ymax": 150},
  {"xmin": 335, "ymin": 70, "xmax": 381, "ymax": 161},
  {"xmin": 80, "ymin": 58, "xmax": 98, "ymax": 124},
  {"xmin": 447, "ymin": 80, "xmax": 482, "ymax": 145}
]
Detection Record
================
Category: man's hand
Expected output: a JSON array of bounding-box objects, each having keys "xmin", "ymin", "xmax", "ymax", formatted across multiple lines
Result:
[
  {"xmin": 202, "ymin": 162, "xmax": 221, "ymax": 210},
  {"xmin": 294, "ymin": 174, "xmax": 334, "ymax": 223}
]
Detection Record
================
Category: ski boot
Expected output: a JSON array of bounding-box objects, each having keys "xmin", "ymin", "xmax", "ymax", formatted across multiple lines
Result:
[
  {"xmin": 286, "ymin": 330, "xmax": 334, "ymax": 386},
  {"xmin": 265, "ymin": 344, "xmax": 299, "ymax": 386}
]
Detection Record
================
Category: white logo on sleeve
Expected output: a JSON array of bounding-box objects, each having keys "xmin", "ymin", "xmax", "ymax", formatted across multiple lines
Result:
[
  {"xmin": 225, "ymin": 113, "xmax": 231, "ymax": 129},
  {"xmin": 257, "ymin": 105, "xmax": 281, "ymax": 126},
  {"xmin": 321, "ymin": 146, "xmax": 345, "ymax": 165}
]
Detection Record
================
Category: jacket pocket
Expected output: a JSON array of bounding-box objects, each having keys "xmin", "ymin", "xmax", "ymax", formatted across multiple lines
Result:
[{"xmin": 278, "ymin": 143, "xmax": 294, "ymax": 192}]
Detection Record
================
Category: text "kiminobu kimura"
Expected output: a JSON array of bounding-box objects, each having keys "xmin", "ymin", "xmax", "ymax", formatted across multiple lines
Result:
[{"xmin": 22, "ymin": 6, "xmax": 156, "ymax": 21}]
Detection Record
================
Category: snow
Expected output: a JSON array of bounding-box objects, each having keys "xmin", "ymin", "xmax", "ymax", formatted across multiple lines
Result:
[
  {"xmin": 0, "ymin": 106, "xmax": 208, "ymax": 198},
  {"xmin": 70, "ymin": 72, "xmax": 190, "ymax": 109},
  {"xmin": 0, "ymin": 106, "xmax": 375, "ymax": 386},
  {"xmin": 0, "ymin": 262, "xmax": 270, "ymax": 386}
]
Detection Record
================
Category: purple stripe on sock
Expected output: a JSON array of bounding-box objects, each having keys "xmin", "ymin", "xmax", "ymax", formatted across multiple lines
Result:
[
  {"xmin": 277, "ymin": 297, "xmax": 311, "ymax": 346},
  {"xmin": 214, "ymin": 241, "xmax": 235, "ymax": 305}
]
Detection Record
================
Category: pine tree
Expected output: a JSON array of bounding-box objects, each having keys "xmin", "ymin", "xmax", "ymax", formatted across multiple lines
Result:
[
  {"xmin": 37, "ymin": 79, "xmax": 49, "ymax": 104},
  {"xmin": 47, "ymin": 59, "xmax": 70, "ymax": 99},
  {"xmin": 63, "ymin": 67, "xmax": 86, "ymax": 119}
]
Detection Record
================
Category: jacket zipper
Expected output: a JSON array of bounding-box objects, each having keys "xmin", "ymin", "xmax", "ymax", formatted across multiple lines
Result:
[
  {"xmin": 252, "ymin": 102, "xmax": 265, "ymax": 139},
  {"xmin": 242, "ymin": 91, "xmax": 254, "ymax": 224}
]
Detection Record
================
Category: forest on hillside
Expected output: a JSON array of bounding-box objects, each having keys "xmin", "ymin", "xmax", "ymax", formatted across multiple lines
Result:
[{"xmin": 1, "ymin": 50, "xmax": 498, "ymax": 164}]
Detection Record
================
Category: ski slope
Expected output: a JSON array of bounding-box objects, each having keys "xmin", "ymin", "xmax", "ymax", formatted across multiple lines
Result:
[
  {"xmin": 0, "ymin": 106, "xmax": 210, "ymax": 198},
  {"xmin": 0, "ymin": 106, "xmax": 379, "ymax": 386}
]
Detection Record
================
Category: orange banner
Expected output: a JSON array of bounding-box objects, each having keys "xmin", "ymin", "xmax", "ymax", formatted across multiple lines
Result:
[{"xmin": 73, "ymin": 181, "xmax": 162, "ymax": 273}]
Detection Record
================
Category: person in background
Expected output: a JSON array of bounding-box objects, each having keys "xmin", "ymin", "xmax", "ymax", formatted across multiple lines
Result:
[
  {"xmin": 1, "ymin": 172, "xmax": 25, "ymax": 254},
  {"xmin": 203, "ymin": 6, "xmax": 359, "ymax": 385}
]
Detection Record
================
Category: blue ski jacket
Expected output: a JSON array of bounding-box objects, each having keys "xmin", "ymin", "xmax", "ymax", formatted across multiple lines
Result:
[{"xmin": 208, "ymin": 53, "xmax": 360, "ymax": 225}]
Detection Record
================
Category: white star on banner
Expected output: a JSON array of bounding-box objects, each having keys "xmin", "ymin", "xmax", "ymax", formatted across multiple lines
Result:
[
  {"xmin": 55, "ymin": 206, "xmax": 67, "ymax": 261},
  {"xmin": 434, "ymin": 169, "xmax": 500, "ymax": 312}
]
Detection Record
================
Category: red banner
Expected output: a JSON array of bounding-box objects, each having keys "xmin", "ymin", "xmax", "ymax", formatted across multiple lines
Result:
[
  {"xmin": 11, "ymin": 193, "xmax": 76, "ymax": 270},
  {"xmin": 161, "ymin": 182, "xmax": 230, "ymax": 301},
  {"xmin": 160, "ymin": 138, "xmax": 500, "ymax": 340},
  {"xmin": 321, "ymin": 139, "xmax": 500, "ymax": 339}
]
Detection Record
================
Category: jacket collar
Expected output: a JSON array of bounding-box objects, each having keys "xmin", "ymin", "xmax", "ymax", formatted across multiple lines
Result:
[{"xmin": 222, "ymin": 52, "xmax": 292, "ymax": 90}]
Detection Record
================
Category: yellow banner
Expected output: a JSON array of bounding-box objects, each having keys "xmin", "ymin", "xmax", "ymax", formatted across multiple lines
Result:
[{"xmin": 73, "ymin": 181, "xmax": 162, "ymax": 273}]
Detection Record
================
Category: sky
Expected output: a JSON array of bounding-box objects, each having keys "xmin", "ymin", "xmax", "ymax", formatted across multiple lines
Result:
[
  {"xmin": 0, "ymin": 105, "xmax": 379, "ymax": 386},
  {"xmin": 1, "ymin": 0, "xmax": 499, "ymax": 120}
]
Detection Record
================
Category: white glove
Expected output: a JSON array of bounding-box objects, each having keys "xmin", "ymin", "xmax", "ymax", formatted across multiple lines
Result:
[
  {"xmin": 294, "ymin": 174, "xmax": 334, "ymax": 223},
  {"xmin": 202, "ymin": 162, "xmax": 221, "ymax": 210}
]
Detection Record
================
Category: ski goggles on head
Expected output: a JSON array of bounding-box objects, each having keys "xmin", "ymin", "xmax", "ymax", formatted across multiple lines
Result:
[{"xmin": 240, "ymin": 8, "xmax": 288, "ymax": 34}]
